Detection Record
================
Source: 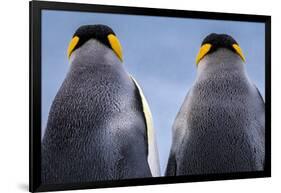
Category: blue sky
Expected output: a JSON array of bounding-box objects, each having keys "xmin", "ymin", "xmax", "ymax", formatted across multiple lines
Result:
[{"xmin": 42, "ymin": 10, "xmax": 265, "ymax": 174}]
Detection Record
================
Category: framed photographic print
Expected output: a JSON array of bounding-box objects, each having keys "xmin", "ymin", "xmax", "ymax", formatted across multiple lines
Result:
[{"xmin": 29, "ymin": 0, "xmax": 271, "ymax": 192}]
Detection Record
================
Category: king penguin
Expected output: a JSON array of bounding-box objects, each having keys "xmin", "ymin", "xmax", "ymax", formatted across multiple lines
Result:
[
  {"xmin": 41, "ymin": 25, "xmax": 160, "ymax": 184},
  {"xmin": 165, "ymin": 33, "xmax": 265, "ymax": 176}
]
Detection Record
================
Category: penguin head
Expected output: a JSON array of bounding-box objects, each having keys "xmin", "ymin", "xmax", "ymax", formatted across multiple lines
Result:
[
  {"xmin": 67, "ymin": 25, "xmax": 123, "ymax": 61},
  {"xmin": 195, "ymin": 33, "xmax": 246, "ymax": 65}
]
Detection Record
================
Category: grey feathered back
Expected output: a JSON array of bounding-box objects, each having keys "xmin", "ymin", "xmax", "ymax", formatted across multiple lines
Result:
[
  {"xmin": 166, "ymin": 49, "xmax": 265, "ymax": 175},
  {"xmin": 42, "ymin": 40, "xmax": 151, "ymax": 184}
]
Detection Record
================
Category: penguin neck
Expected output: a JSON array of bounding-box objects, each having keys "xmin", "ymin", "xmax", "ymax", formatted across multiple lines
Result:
[
  {"xmin": 196, "ymin": 48, "xmax": 247, "ymax": 81},
  {"xmin": 69, "ymin": 39, "xmax": 122, "ymax": 70}
]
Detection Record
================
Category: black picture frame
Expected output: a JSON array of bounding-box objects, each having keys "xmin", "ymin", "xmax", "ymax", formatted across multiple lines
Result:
[{"xmin": 29, "ymin": 0, "xmax": 271, "ymax": 192}]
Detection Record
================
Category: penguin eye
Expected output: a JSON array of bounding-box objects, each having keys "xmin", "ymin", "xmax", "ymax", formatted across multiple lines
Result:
[
  {"xmin": 67, "ymin": 36, "xmax": 80, "ymax": 59},
  {"xmin": 232, "ymin": 44, "xmax": 246, "ymax": 62},
  {"xmin": 196, "ymin": 43, "xmax": 212, "ymax": 65},
  {"xmin": 107, "ymin": 34, "xmax": 123, "ymax": 61}
]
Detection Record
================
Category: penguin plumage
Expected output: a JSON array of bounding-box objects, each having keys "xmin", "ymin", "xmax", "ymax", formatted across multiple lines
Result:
[
  {"xmin": 42, "ymin": 25, "xmax": 160, "ymax": 184},
  {"xmin": 166, "ymin": 33, "xmax": 265, "ymax": 176}
]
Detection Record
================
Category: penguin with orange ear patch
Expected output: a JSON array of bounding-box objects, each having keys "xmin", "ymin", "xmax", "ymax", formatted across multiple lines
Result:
[
  {"xmin": 166, "ymin": 33, "xmax": 265, "ymax": 176},
  {"xmin": 42, "ymin": 25, "xmax": 160, "ymax": 184}
]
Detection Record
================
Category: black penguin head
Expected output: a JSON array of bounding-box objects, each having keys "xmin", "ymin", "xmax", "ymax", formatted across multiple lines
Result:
[
  {"xmin": 67, "ymin": 25, "xmax": 123, "ymax": 61},
  {"xmin": 195, "ymin": 33, "xmax": 246, "ymax": 65}
]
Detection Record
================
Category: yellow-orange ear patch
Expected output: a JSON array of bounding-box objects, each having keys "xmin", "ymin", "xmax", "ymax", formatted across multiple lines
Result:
[
  {"xmin": 108, "ymin": 34, "xmax": 123, "ymax": 61},
  {"xmin": 67, "ymin": 36, "xmax": 79, "ymax": 59},
  {"xmin": 232, "ymin": 44, "xmax": 246, "ymax": 62},
  {"xmin": 196, "ymin": 43, "xmax": 212, "ymax": 65}
]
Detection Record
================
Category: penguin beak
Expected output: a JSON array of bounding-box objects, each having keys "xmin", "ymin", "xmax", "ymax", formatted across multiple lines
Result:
[
  {"xmin": 67, "ymin": 36, "xmax": 80, "ymax": 59},
  {"xmin": 196, "ymin": 43, "xmax": 212, "ymax": 65},
  {"xmin": 232, "ymin": 44, "xmax": 246, "ymax": 62},
  {"xmin": 108, "ymin": 34, "xmax": 123, "ymax": 62}
]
